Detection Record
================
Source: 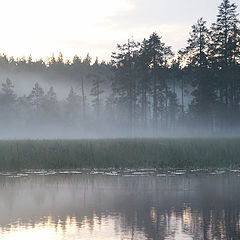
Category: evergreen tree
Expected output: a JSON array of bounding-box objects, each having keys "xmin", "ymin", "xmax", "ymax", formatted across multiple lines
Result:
[
  {"xmin": 211, "ymin": 0, "xmax": 239, "ymax": 68},
  {"xmin": 41, "ymin": 86, "xmax": 59, "ymax": 121},
  {"xmin": 66, "ymin": 87, "xmax": 81, "ymax": 123},
  {"xmin": 46, "ymin": 86, "xmax": 57, "ymax": 103},
  {"xmin": 137, "ymin": 39, "xmax": 151, "ymax": 128},
  {"xmin": 1, "ymin": 78, "xmax": 16, "ymax": 106},
  {"xmin": 83, "ymin": 53, "xmax": 91, "ymax": 65},
  {"xmin": 168, "ymin": 91, "xmax": 179, "ymax": 130},
  {"xmin": 182, "ymin": 18, "xmax": 209, "ymax": 67},
  {"xmin": 181, "ymin": 18, "xmax": 215, "ymax": 130},
  {"xmin": 111, "ymin": 38, "xmax": 140, "ymax": 134},
  {"xmin": 146, "ymin": 32, "xmax": 173, "ymax": 132},
  {"xmin": 90, "ymin": 60, "xmax": 105, "ymax": 119},
  {"xmin": 28, "ymin": 82, "xmax": 45, "ymax": 111},
  {"xmin": 210, "ymin": 0, "xmax": 240, "ymax": 128}
]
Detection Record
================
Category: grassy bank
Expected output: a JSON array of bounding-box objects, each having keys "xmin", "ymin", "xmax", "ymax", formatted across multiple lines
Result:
[{"xmin": 0, "ymin": 138, "xmax": 239, "ymax": 170}]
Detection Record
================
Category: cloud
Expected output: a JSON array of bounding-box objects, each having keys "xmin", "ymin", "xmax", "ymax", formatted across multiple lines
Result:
[
  {"xmin": 0, "ymin": 0, "xmax": 239, "ymax": 61},
  {"xmin": 102, "ymin": 0, "xmax": 225, "ymax": 30},
  {"xmin": 93, "ymin": 0, "xmax": 240, "ymax": 58}
]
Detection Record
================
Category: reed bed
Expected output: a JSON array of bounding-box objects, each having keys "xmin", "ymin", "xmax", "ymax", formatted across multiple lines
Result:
[{"xmin": 0, "ymin": 138, "xmax": 239, "ymax": 170}]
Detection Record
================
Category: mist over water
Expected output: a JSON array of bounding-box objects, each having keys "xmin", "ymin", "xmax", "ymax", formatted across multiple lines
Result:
[{"xmin": 0, "ymin": 171, "xmax": 239, "ymax": 240}]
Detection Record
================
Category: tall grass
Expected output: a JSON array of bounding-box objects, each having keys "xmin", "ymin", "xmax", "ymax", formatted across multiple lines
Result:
[{"xmin": 0, "ymin": 138, "xmax": 239, "ymax": 170}]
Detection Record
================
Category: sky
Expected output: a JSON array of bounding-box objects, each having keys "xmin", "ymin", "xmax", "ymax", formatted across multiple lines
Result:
[{"xmin": 0, "ymin": 0, "xmax": 239, "ymax": 62}]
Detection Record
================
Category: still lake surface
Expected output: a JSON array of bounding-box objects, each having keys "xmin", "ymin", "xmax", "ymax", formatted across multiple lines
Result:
[{"xmin": 0, "ymin": 169, "xmax": 239, "ymax": 240}]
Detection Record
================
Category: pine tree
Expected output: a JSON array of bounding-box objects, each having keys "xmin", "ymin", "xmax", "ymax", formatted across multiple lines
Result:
[
  {"xmin": 138, "ymin": 39, "xmax": 151, "ymax": 128},
  {"xmin": 1, "ymin": 78, "xmax": 16, "ymax": 105},
  {"xmin": 28, "ymin": 82, "xmax": 45, "ymax": 111},
  {"xmin": 111, "ymin": 38, "xmax": 140, "ymax": 134},
  {"xmin": 83, "ymin": 53, "xmax": 92, "ymax": 65},
  {"xmin": 46, "ymin": 86, "xmax": 57, "ymax": 103},
  {"xmin": 182, "ymin": 18, "xmax": 209, "ymax": 67},
  {"xmin": 66, "ymin": 87, "xmax": 81, "ymax": 123},
  {"xmin": 57, "ymin": 52, "xmax": 64, "ymax": 63},
  {"xmin": 0, "ymin": 78, "xmax": 17, "ymax": 128},
  {"xmin": 211, "ymin": 0, "xmax": 239, "ymax": 68},
  {"xmin": 44, "ymin": 87, "xmax": 58, "ymax": 112},
  {"xmin": 90, "ymin": 60, "xmax": 105, "ymax": 120},
  {"xmin": 181, "ymin": 18, "xmax": 215, "ymax": 130},
  {"xmin": 146, "ymin": 32, "xmax": 173, "ymax": 132},
  {"xmin": 210, "ymin": 0, "xmax": 240, "ymax": 127},
  {"xmin": 168, "ymin": 91, "xmax": 179, "ymax": 130},
  {"xmin": 48, "ymin": 53, "xmax": 56, "ymax": 65}
]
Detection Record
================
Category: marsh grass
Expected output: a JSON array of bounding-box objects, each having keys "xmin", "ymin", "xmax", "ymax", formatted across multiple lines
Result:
[{"xmin": 0, "ymin": 138, "xmax": 239, "ymax": 170}]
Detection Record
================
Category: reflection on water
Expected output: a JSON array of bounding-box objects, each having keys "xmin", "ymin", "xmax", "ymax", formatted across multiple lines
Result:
[{"xmin": 0, "ymin": 172, "xmax": 239, "ymax": 240}]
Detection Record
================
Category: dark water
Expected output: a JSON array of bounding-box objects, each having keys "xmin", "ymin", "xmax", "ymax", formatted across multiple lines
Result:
[{"xmin": 0, "ymin": 170, "xmax": 240, "ymax": 240}]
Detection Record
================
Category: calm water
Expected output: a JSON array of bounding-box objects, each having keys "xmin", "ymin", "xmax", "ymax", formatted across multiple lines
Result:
[{"xmin": 0, "ymin": 170, "xmax": 239, "ymax": 240}]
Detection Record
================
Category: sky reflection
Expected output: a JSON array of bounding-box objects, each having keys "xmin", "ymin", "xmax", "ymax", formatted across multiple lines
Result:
[{"xmin": 0, "ymin": 173, "xmax": 239, "ymax": 240}]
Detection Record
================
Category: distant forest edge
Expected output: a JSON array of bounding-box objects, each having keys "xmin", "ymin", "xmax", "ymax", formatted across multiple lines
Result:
[{"xmin": 0, "ymin": 0, "xmax": 239, "ymax": 138}]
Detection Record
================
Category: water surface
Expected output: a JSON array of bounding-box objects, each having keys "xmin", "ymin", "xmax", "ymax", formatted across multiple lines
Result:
[{"xmin": 0, "ymin": 170, "xmax": 239, "ymax": 240}]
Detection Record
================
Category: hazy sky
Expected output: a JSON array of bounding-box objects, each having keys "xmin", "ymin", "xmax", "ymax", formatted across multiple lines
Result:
[{"xmin": 0, "ymin": 0, "xmax": 239, "ymax": 62}]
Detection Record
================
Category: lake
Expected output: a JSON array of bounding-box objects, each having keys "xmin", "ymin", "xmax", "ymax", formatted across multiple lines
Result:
[{"xmin": 0, "ymin": 169, "xmax": 239, "ymax": 240}]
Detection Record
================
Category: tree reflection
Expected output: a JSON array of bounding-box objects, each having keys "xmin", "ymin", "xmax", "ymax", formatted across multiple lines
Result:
[{"xmin": 0, "ymin": 173, "xmax": 239, "ymax": 239}]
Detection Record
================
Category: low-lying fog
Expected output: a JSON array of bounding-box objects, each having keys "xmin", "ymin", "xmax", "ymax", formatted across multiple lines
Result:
[
  {"xmin": 0, "ymin": 52, "xmax": 238, "ymax": 139},
  {"xmin": 0, "ymin": 75, "xmax": 237, "ymax": 139}
]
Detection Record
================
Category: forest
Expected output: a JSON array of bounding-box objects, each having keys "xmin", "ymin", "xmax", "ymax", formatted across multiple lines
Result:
[{"xmin": 0, "ymin": 0, "xmax": 239, "ymax": 138}]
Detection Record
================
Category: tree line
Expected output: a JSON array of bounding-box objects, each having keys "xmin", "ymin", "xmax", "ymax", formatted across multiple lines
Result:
[{"xmin": 0, "ymin": 0, "xmax": 239, "ymax": 137}]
